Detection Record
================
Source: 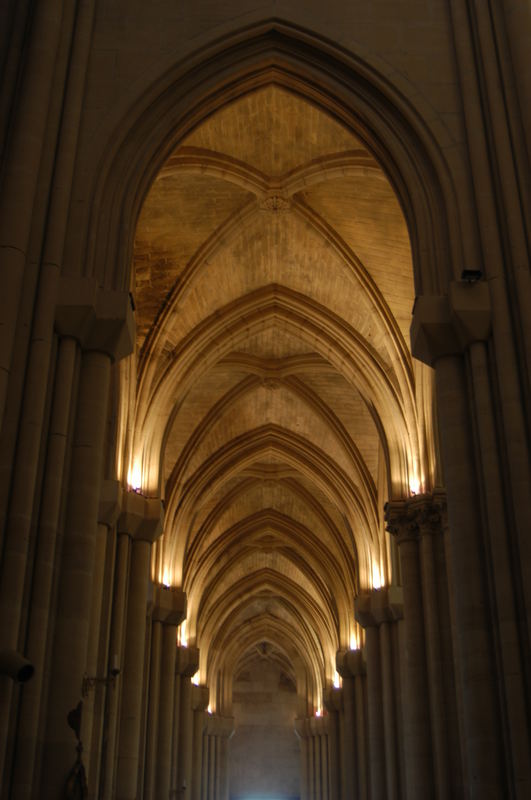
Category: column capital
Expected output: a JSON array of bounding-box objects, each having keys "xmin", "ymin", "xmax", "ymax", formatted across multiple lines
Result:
[
  {"xmin": 176, "ymin": 645, "xmax": 199, "ymax": 677},
  {"xmin": 55, "ymin": 276, "xmax": 135, "ymax": 362},
  {"xmin": 98, "ymin": 479, "xmax": 122, "ymax": 526},
  {"xmin": 191, "ymin": 684, "xmax": 209, "ymax": 712},
  {"xmin": 336, "ymin": 648, "xmax": 365, "ymax": 679},
  {"xmin": 385, "ymin": 491, "xmax": 446, "ymax": 542},
  {"xmin": 152, "ymin": 586, "xmax": 186, "ymax": 626},
  {"xmin": 117, "ymin": 491, "xmax": 164, "ymax": 543},
  {"xmin": 355, "ymin": 585, "xmax": 404, "ymax": 628},
  {"xmin": 410, "ymin": 281, "xmax": 491, "ymax": 366}
]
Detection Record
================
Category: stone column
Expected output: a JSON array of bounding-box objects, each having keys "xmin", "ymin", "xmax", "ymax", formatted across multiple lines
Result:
[
  {"xmin": 173, "ymin": 646, "xmax": 199, "ymax": 799},
  {"xmin": 417, "ymin": 494, "xmax": 452, "ymax": 799},
  {"xmin": 295, "ymin": 718, "xmax": 310, "ymax": 800},
  {"xmin": 115, "ymin": 493, "xmax": 164, "ymax": 800},
  {"xmin": 39, "ymin": 348, "xmax": 112, "ymax": 799},
  {"xmin": 310, "ymin": 717, "xmax": 322, "ymax": 799},
  {"xmin": 100, "ymin": 526, "xmax": 131, "ymax": 800},
  {"xmin": 323, "ymin": 688, "xmax": 341, "ymax": 800},
  {"xmin": 204, "ymin": 715, "xmax": 234, "ymax": 800},
  {"xmin": 155, "ymin": 587, "xmax": 186, "ymax": 800},
  {"xmin": 83, "ymin": 480, "xmax": 122, "ymax": 796},
  {"xmin": 320, "ymin": 716, "xmax": 330, "ymax": 800},
  {"xmin": 191, "ymin": 684, "xmax": 209, "ymax": 800},
  {"xmin": 7, "ymin": 336, "xmax": 78, "ymax": 800},
  {"xmin": 336, "ymin": 649, "xmax": 367, "ymax": 800},
  {"xmin": 386, "ymin": 500, "xmax": 434, "ymax": 799},
  {"xmin": 335, "ymin": 652, "xmax": 357, "ymax": 800},
  {"xmin": 412, "ymin": 287, "xmax": 506, "ymax": 797},
  {"xmin": 356, "ymin": 587, "xmax": 403, "ymax": 800}
]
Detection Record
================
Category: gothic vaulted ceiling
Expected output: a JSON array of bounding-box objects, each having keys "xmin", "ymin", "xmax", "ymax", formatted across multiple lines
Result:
[{"xmin": 128, "ymin": 84, "xmax": 434, "ymax": 714}]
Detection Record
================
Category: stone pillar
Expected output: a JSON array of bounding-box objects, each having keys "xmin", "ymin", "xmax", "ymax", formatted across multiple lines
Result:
[
  {"xmin": 204, "ymin": 715, "xmax": 234, "ymax": 800},
  {"xmin": 83, "ymin": 480, "xmax": 122, "ymax": 796},
  {"xmin": 311, "ymin": 717, "xmax": 322, "ymax": 799},
  {"xmin": 7, "ymin": 336, "xmax": 78, "ymax": 800},
  {"xmin": 335, "ymin": 652, "xmax": 357, "ymax": 800},
  {"xmin": 295, "ymin": 718, "xmax": 310, "ymax": 800},
  {"xmin": 385, "ymin": 500, "xmax": 434, "ymax": 798},
  {"xmin": 336, "ymin": 649, "xmax": 367, "ymax": 800},
  {"xmin": 323, "ymin": 688, "xmax": 341, "ymax": 800},
  {"xmin": 417, "ymin": 494, "xmax": 452, "ymax": 799},
  {"xmin": 320, "ymin": 716, "xmax": 330, "ymax": 800},
  {"xmin": 173, "ymin": 646, "xmax": 199, "ymax": 800},
  {"xmin": 411, "ymin": 286, "xmax": 506, "ymax": 797},
  {"xmin": 155, "ymin": 588, "xmax": 186, "ymax": 800},
  {"xmin": 114, "ymin": 493, "xmax": 164, "ymax": 800},
  {"xmin": 100, "ymin": 527, "xmax": 131, "ymax": 800},
  {"xmin": 356, "ymin": 587, "xmax": 403, "ymax": 800},
  {"xmin": 191, "ymin": 684, "xmax": 209, "ymax": 800},
  {"xmin": 39, "ymin": 348, "xmax": 112, "ymax": 799}
]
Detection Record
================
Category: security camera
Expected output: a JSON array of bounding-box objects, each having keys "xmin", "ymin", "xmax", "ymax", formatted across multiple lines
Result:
[{"xmin": 0, "ymin": 650, "xmax": 34, "ymax": 683}]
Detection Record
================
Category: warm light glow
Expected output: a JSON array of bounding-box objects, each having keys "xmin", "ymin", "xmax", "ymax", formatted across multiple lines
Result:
[
  {"xmin": 372, "ymin": 562, "xmax": 382, "ymax": 590},
  {"xmin": 207, "ymin": 704, "xmax": 212, "ymax": 715},
  {"xmin": 350, "ymin": 630, "xmax": 360, "ymax": 650},
  {"xmin": 178, "ymin": 620, "xmax": 188, "ymax": 647},
  {"xmin": 191, "ymin": 671, "xmax": 200, "ymax": 686},
  {"xmin": 128, "ymin": 459, "xmax": 142, "ymax": 492},
  {"xmin": 333, "ymin": 670, "xmax": 342, "ymax": 689},
  {"xmin": 162, "ymin": 569, "xmax": 171, "ymax": 588},
  {"xmin": 409, "ymin": 476, "xmax": 420, "ymax": 495},
  {"xmin": 315, "ymin": 707, "xmax": 322, "ymax": 718}
]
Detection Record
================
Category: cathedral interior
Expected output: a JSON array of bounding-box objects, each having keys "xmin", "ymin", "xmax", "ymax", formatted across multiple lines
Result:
[{"xmin": 0, "ymin": 2, "xmax": 530, "ymax": 800}]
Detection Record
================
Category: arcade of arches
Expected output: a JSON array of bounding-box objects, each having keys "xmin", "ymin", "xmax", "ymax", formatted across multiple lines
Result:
[{"xmin": 0, "ymin": 4, "xmax": 530, "ymax": 800}]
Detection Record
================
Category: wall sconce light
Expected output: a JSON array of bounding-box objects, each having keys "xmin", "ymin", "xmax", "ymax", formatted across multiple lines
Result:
[{"xmin": 81, "ymin": 655, "xmax": 120, "ymax": 698}]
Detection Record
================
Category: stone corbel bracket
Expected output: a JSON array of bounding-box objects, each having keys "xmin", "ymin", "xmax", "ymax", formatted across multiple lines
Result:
[
  {"xmin": 117, "ymin": 490, "xmax": 164, "ymax": 543},
  {"xmin": 55, "ymin": 276, "xmax": 135, "ymax": 362},
  {"xmin": 336, "ymin": 647, "xmax": 365, "ymax": 679},
  {"xmin": 152, "ymin": 585, "xmax": 187, "ymax": 626},
  {"xmin": 411, "ymin": 280, "xmax": 491, "ymax": 366},
  {"xmin": 191, "ymin": 683, "xmax": 210, "ymax": 712},
  {"xmin": 176, "ymin": 645, "xmax": 199, "ymax": 677},
  {"xmin": 354, "ymin": 585, "xmax": 404, "ymax": 628}
]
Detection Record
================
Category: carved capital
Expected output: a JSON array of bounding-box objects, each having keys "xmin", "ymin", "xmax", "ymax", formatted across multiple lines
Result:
[{"xmin": 385, "ymin": 500, "xmax": 419, "ymax": 544}]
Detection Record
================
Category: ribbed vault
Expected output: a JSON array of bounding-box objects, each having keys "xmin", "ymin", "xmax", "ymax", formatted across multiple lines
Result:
[{"xmin": 125, "ymin": 83, "xmax": 436, "ymax": 715}]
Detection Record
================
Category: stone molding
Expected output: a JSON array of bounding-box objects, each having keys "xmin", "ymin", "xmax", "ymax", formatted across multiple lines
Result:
[
  {"xmin": 354, "ymin": 585, "xmax": 404, "ymax": 628},
  {"xmin": 410, "ymin": 281, "xmax": 491, "ymax": 366},
  {"xmin": 152, "ymin": 585, "xmax": 187, "ymax": 626},
  {"xmin": 117, "ymin": 490, "xmax": 164, "ymax": 543},
  {"xmin": 55, "ymin": 276, "xmax": 135, "ymax": 362}
]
